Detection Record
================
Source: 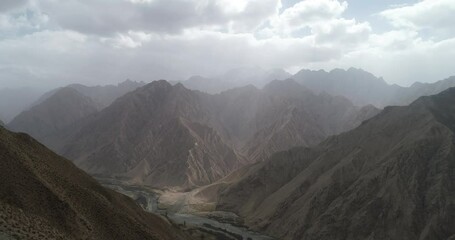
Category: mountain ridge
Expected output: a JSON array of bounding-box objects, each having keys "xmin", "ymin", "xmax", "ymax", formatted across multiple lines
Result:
[
  {"xmin": 57, "ymin": 79, "xmax": 377, "ymax": 189},
  {"xmin": 216, "ymin": 87, "xmax": 455, "ymax": 240}
]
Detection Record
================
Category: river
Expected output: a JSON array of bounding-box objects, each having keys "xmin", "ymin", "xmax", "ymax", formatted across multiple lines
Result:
[{"xmin": 98, "ymin": 179, "xmax": 275, "ymax": 240}]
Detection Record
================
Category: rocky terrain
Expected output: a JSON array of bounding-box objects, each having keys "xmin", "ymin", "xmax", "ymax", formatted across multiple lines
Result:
[
  {"xmin": 0, "ymin": 126, "xmax": 190, "ymax": 240},
  {"xmin": 60, "ymin": 81, "xmax": 246, "ymax": 190},
  {"xmin": 58, "ymin": 79, "xmax": 377, "ymax": 189},
  {"xmin": 216, "ymin": 87, "xmax": 455, "ymax": 240}
]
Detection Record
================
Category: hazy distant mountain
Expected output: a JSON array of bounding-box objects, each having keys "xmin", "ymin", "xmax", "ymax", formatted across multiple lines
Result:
[
  {"xmin": 0, "ymin": 126, "xmax": 189, "ymax": 240},
  {"xmin": 229, "ymin": 79, "xmax": 380, "ymax": 162},
  {"xmin": 8, "ymin": 87, "xmax": 99, "ymax": 150},
  {"xmin": 35, "ymin": 79, "xmax": 146, "ymax": 109},
  {"xmin": 0, "ymin": 87, "xmax": 46, "ymax": 123},
  {"xmin": 182, "ymin": 67, "xmax": 291, "ymax": 93},
  {"xmin": 293, "ymin": 68, "xmax": 455, "ymax": 108},
  {"xmin": 217, "ymin": 87, "xmax": 455, "ymax": 240},
  {"xmin": 293, "ymin": 68, "xmax": 401, "ymax": 107},
  {"xmin": 392, "ymin": 76, "xmax": 455, "ymax": 106},
  {"xmin": 58, "ymin": 80, "xmax": 377, "ymax": 189}
]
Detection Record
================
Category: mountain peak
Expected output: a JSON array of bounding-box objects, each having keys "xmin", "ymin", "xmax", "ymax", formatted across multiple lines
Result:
[{"xmin": 143, "ymin": 79, "xmax": 173, "ymax": 91}]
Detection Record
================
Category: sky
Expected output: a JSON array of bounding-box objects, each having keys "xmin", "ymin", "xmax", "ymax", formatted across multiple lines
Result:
[{"xmin": 0, "ymin": 0, "xmax": 454, "ymax": 89}]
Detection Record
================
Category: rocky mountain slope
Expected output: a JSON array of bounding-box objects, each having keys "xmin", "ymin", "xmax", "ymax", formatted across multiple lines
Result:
[
  {"xmin": 8, "ymin": 87, "xmax": 99, "ymax": 150},
  {"xmin": 217, "ymin": 87, "xmax": 455, "ymax": 240},
  {"xmin": 0, "ymin": 126, "xmax": 190, "ymax": 240},
  {"xmin": 58, "ymin": 80, "xmax": 377, "ymax": 189},
  {"xmin": 230, "ymin": 79, "xmax": 379, "ymax": 162}
]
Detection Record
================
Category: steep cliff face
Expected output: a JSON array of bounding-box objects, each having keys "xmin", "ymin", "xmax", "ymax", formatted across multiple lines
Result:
[
  {"xmin": 217, "ymin": 88, "xmax": 455, "ymax": 240},
  {"xmin": 0, "ymin": 126, "xmax": 190, "ymax": 240}
]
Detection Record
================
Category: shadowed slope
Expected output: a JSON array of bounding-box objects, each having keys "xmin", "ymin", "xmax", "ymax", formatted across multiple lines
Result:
[
  {"xmin": 217, "ymin": 88, "xmax": 455, "ymax": 240},
  {"xmin": 0, "ymin": 126, "xmax": 190, "ymax": 240}
]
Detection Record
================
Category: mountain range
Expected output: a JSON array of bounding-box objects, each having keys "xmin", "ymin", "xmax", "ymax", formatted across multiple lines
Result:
[
  {"xmin": 215, "ymin": 87, "xmax": 455, "ymax": 240},
  {"xmin": 184, "ymin": 67, "xmax": 455, "ymax": 108},
  {"xmin": 182, "ymin": 67, "xmax": 292, "ymax": 94},
  {"xmin": 8, "ymin": 67, "xmax": 455, "ymax": 192},
  {"xmin": 0, "ymin": 126, "xmax": 190, "ymax": 240},
  {"xmin": 3, "ymin": 67, "xmax": 455, "ymax": 240},
  {"xmin": 9, "ymin": 79, "xmax": 375, "ymax": 189}
]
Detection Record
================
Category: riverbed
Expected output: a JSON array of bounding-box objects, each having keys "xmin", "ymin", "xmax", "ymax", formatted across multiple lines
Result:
[{"xmin": 98, "ymin": 178, "xmax": 275, "ymax": 240}]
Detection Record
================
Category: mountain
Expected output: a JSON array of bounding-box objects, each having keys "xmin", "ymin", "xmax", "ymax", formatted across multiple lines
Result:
[
  {"xmin": 34, "ymin": 79, "xmax": 146, "ymax": 109},
  {"xmin": 0, "ymin": 126, "xmax": 190, "ymax": 240},
  {"xmin": 236, "ymin": 79, "xmax": 380, "ymax": 162},
  {"xmin": 8, "ymin": 87, "xmax": 99, "ymax": 150},
  {"xmin": 0, "ymin": 87, "xmax": 46, "ymax": 123},
  {"xmin": 216, "ymin": 88, "xmax": 455, "ymax": 240},
  {"xmin": 182, "ymin": 67, "xmax": 291, "ymax": 93},
  {"xmin": 293, "ymin": 68, "xmax": 455, "ymax": 108},
  {"xmin": 392, "ymin": 76, "xmax": 455, "ymax": 106},
  {"xmin": 59, "ymin": 80, "xmax": 377, "ymax": 189},
  {"xmin": 60, "ymin": 81, "xmax": 246, "ymax": 190}
]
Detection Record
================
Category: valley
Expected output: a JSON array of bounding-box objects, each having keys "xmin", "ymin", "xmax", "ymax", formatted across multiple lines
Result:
[
  {"xmin": 2, "ymin": 1, "xmax": 455, "ymax": 239},
  {"xmin": 98, "ymin": 178, "xmax": 275, "ymax": 240}
]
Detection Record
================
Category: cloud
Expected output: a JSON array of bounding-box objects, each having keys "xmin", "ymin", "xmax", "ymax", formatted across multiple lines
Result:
[
  {"xmin": 0, "ymin": 0, "xmax": 28, "ymax": 13},
  {"xmin": 0, "ymin": 8, "xmax": 49, "ymax": 38},
  {"xmin": 37, "ymin": 0, "xmax": 280, "ymax": 36},
  {"xmin": 0, "ymin": 27, "xmax": 341, "ymax": 88},
  {"xmin": 270, "ymin": 0, "xmax": 348, "ymax": 35},
  {"xmin": 1, "ymin": 0, "xmax": 455, "ymax": 90},
  {"xmin": 380, "ymin": 0, "xmax": 455, "ymax": 38},
  {"xmin": 312, "ymin": 18, "xmax": 371, "ymax": 47},
  {"xmin": 101, "ymin": 31, "xmax": 153, "ymax": 48}
]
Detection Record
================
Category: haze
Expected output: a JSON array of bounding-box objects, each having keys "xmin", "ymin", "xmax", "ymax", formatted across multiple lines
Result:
[
  {"xmin": 1, "ymin": 0, "xmax": 454, "ymax": 90},
  {"xmin": 2, "ymin": 1, "xmax": 455, "ymax": 239}
]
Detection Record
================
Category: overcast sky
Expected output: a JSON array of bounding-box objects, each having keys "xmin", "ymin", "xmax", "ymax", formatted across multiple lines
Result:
[{"xmin": 0, "ymin": 0, "xmax": 454, "ymax": 89}]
